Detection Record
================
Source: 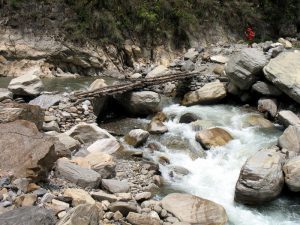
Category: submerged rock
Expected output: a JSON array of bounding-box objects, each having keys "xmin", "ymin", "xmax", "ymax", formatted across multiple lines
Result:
[
  {"xmin": 263, "ymin": 52, "xmax": 300, "ymax": 103},
  {"xmin": 235, "ymin": 147, "xmax": 285, "ymax": 205},
  {"xmin": 226, "ymin": 48, "xmax": 268, "ymax": 90},
  {"xmin": 195, "ymin": 127, "xmax": 233, "ymax": 149},
  {"xmin": 179, "ymin": 112, "xmax": 200, "ymax": 124},
  {"xmin": 283, "ymin": 156, "xmax": 300, "ymax": 192},
  {"xmin": 161, "ymin": 193, "xmax": 228, "ymax": 225},
  {"xmin": 182, "ymin": 81, "xmax": 226, "ymax": 106},
  {"xmin": 8, "ymin": 74, "xmax": 44, "ymax": 96},
  {"xmin": 244, "ymin": 114, "xmax": 274, "ymax": 128}
]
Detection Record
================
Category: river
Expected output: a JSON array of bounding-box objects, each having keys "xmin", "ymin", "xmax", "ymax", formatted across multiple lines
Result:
[{"xmin": 122, "ymin": 104, "xmax": 300, "ymax": 225}]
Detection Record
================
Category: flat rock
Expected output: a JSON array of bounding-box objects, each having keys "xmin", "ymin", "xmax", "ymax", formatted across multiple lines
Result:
[
  {"xmin": 182, "ymin": 81, "xmax": 226, "ymax": 106},
  {"xmin": 210, "ymin": 55, "xmax": 229, "ymax": 64},
  {"xmin": 161, "ymin": 193, "xmax": 228, "ymax": 225},
  {"xmin": 195, "ymin": 127, "xmax": 233, "ymax": 149},
  {"xmin": 8, "ymin": 74, "xmax": 44, "ymax": 96},
  {"xmin": 0, "ymin": 120, "xmax": 58, "ymax": 181},
  {"xmin": 55, "ymin": 158, "xmax": 101, "ymax": 188},
  {"xmin": 127, "ymin": 212, "xmax": 161, "ymax": 225},
  {"xmin": 102, "ymin": 179, "xmax": 130, "ymax": 194},
  {"xmin": 283, "ymin": 156, "xmax": 300, "ymax": 192},
  {"xmin": 278, "ymin": 110, "xmax": 300, "ymax": 128},
  {"xmin": 29, "ymin": 94, "xmax": 63, "ymax": 109},
  {"xmin": 87, "ymin": 138, "xmax": 121, "ymax": 155},
  {"xmin": 0, "ymin": 206, "xmax": 56, "ymax": 225},
  {"xmin": 64, "ymin": 188, "xmax": 95, "ymax": 206},
  {"xmin": 91, "ymin": 190, "xmax": 118, "ymax": 202},
  {"xmin": 65, "ymin": 122, "xmax": 116, "ymax": 144},
  {"xmin": 226, "ymin": 48, "xmax": 268, "ymax": 90},
  {"xmin": 263, "ymin": 52, "xmax": 300, "ymax": 103},
  {"xmin": 235, "ymin": 147, "xmax": 285, "ymax": 205},
  {"xmin": 57, "ymin": 204, "xmax": 99, "ymax": 225},
  {"xmin": 109, "ymin": 201, "xmax": 138, "ymax": 216}
]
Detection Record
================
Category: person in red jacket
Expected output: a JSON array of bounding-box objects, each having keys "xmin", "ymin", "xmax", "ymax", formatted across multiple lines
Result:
[{"xmin": 245, "ymin": 25, "xmax": 255, "ymax": 47}]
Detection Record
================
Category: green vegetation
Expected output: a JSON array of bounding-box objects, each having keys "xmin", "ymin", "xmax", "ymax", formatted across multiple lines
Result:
[{"xmin": 2, "ymin": 0, "xmax": 300, "ymax": 47}]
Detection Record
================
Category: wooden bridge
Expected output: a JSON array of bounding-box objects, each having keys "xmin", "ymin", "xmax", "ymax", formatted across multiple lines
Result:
[{"xmin": 73, "ymin": 71, "xmax": 206, "ymax": 102}]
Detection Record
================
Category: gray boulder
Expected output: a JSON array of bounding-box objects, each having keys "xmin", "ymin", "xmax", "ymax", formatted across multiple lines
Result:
[
  {"xmin": 29, "ymin": 94, "xmax": 63, "ymax": 109},
  {"xmin": 278, "ymin": 125, "xmax": 300, "ymax": 156},
  {"xmin": 235, "ymin": 147, "xmax": 285, "ymax": 205},
  {"xmin": 109, "ymin": 201, "xmax": 138, "ymax": 216},
  {"xmin": 0, "ymin": 206, "xmax": 56, "ymax": 225},
  {"xmin": 225, "ymin": 48, "xmax": 268, "ymax": 90},
  {"xmin": 8, "ymin": 74, "xmax": 44, "ymax": 96},
  {"xmin": 146, "ymin": 65, "xmax": 168, "ymax": 78},
  {"xmin": 116, "ymin": 91, "xmax": 161, "ymax": 116},
  {"xmin": 252, "ymin": 81, "xmax": 282, "ymax": 96},
  {"xmin": 180, "ymin": 60, "xmax": 195, "ymax": 72},
  {"xmin": 278, "ymin": 110, "xmax": 300, "ymax": 128},
  {"xmin": 102, "ymin": 179, "xmax": 130, "ymax": 194},
  {"xmin": 161, "ymin": 193, "xmax": 227, "ymax": 225},
  {"xmin": 55, "ymin": 158, "xmax": 101, "ymax": 188},
  {"xmin": 283, "ymin": 156, "xmax": 300, "ymax": 192},
  {"xmin": 263, "ymin": 52, "xmax": 300, "ymax": 103}
]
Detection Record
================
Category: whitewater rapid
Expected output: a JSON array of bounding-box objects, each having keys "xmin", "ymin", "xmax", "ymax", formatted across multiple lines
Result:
[{"xmin": 145, "ymin": 104, "xmax": 300, "ymax": 225}]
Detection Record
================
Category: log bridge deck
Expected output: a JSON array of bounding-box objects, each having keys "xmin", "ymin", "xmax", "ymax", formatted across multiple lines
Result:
[{"xmin": 73, "ymin": 71, "xmax": 205, "ymax": 101}]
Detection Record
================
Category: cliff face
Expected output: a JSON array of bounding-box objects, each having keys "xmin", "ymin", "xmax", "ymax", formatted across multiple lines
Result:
[{"xmin": 0, "ymin": 0, "xmax": 299, "ymax": 77}]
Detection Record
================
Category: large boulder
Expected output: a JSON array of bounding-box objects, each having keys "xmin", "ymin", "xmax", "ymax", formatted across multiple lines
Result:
[
  {"xmin": 0, "ymin": 102, "xmax": 44, "ymax": 130},
  {"xmin": 0, "ymin": 206, "xmax": 56, "ymax": 225},
  {"xmin": 283, "ymin": 156, "xmax": 300, "ymax": 192},
  {"xmin": 0, "ymin": 120, "xmax": 58, "ymax": 181},
  {"xmin": 116, "ymin": 91, "xmax": 161, "ymax": 116},
  {"xmin": 195, "ymin": 128, "xmax": 233, "ymax": 149},
  {"xmin": 57, "ymin": 204, "xmax": 99, "ymax": 225},
  {"xmin": 65, "ymin": 122, "xmax": 116, "ymax": 144},
  {"xmin": 182, "ymin": 81, "xmax": 226, "ymax": 106},
  {"xmin": 278, "ymin": 125, "xmax": 300, "ymax": 156},
  {"xmin": 263, "ymin": 52, "xmax": 300, "ymax": 103},
  {"xmin": 257, "ymin": 98, "xmax": 277, "ymax": 118},
  {"xmin": 55, "ymin": 158, "xmax": 101, "ymax": 188},
  {"xmin": 234, "ymin": 147, "xmax": 285, "ymax": 205},
  {"xmin": 225, "ymin": 48, "xmax": 268, "ymax": 90},
  {"xmin": 277, "ymin": 110, "xmax": 300, "ymax": 128},
  {"xmin": 8, "ymin": 74, "xmax": 44, "ymax": 96},
  {"xmin": 161, "ymin": 193, "xmax": 228, "ymax": 225},
  {"xmin": 125, "ymin": 129, "xmax": 150, "ymax": 147}
]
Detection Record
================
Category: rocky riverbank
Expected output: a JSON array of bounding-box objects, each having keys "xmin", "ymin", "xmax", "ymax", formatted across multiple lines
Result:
[{"xmin": 1, "ymin": 35, "xmax": 300, "ymax": 225}]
